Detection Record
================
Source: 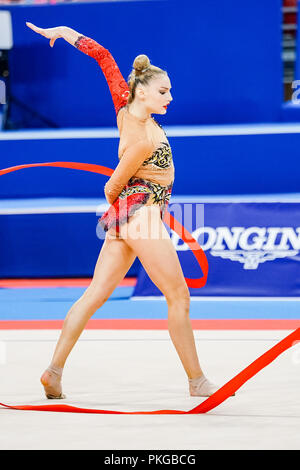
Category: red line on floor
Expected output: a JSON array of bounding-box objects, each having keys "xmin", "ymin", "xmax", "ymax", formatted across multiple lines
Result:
[
  {"xmin": 0, "ymin": 319, "xmax": 298, "ymax": 330},
  {"xmin": 0, "ymin": 278, "xmax": 136, "ymax": 288}
]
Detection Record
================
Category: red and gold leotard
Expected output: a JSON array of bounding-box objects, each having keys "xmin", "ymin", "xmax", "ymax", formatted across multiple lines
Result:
[{"xmin": 74, "ymin": 36, "xmax": 175, "ymax": 233}]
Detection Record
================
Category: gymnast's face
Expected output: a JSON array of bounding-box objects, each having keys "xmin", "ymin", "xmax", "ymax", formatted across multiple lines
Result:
[{"xmin": 136, "ymin": 74, "xmax": 173, "ymax": 115}]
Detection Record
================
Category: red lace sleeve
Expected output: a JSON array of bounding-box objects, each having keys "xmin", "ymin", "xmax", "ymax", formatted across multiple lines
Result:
[{"xmin": 74, "ymin": 35, "xmax": 130, "ymax": 115}]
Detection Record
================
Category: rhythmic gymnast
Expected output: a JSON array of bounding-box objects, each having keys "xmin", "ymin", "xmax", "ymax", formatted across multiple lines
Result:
[{"xmin": 26, "ymin": 22, "xmax": 220, "ymax": 399}]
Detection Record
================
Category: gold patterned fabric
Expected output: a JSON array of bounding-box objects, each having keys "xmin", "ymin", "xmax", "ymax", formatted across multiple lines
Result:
[{"xmin": 141, "ymin": 142, "xmax": 173, "ymax": 170}]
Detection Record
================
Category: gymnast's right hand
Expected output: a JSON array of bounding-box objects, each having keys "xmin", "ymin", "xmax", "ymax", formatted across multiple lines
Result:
[{"xmin": 26, "ymin": 22, "xmax": 62, "ymax": 48}]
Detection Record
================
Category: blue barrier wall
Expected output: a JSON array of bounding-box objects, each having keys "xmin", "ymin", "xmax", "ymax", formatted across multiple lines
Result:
[
  {"xmin": 0, "ymin": 206, "xmax": 142, "ymax": 277},
  {"xmin": 0, "ymin": 0, "xmax": 283, "ymax": 127},
  {"xmin": 1, "ymin": 128, "xmax": 300, "ymax": 198}
]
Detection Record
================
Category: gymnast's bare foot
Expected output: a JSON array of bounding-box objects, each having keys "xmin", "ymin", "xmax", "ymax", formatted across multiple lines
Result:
[{"xmin": 40, "ymin": 365, "xmax": 66, "ymax": 399}]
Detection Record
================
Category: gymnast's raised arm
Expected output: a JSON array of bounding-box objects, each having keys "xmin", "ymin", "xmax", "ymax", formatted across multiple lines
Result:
[{"xmin": 26, "ymin": 22, "xmax": 129, "ymax": 115}]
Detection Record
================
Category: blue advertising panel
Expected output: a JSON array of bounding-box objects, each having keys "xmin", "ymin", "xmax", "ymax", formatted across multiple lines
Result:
[{"xmin": 132, "ymin": 203, "xmax": 300, "ymax": 297}]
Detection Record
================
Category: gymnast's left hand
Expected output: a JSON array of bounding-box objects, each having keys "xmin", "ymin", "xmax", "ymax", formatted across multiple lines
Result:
[
  {"xmin": 104, "ymin": 184, "xmax": 115, "ymax": 205},
  {"xmin": 26, "ymin": 22, "xmax": 62, "ymax": 48}
]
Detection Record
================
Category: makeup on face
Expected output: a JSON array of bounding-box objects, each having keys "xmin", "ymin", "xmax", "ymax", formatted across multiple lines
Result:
[{"xmin": 159, "ymin": 85, "xmax": 172, "ymax": 110}]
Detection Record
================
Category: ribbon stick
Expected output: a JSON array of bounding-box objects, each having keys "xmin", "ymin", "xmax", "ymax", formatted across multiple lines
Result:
[
  {"xmin": 1, "ymin": 327, "xmax": 299, "ymax": 414},
  {"xmin": 0, "ymin": 161, "xmax": 208, "ymax": 288}
]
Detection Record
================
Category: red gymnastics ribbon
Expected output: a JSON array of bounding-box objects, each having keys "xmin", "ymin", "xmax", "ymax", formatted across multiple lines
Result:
[
  {"xmin": 0, "ymin": 161, "xmax": 207, "ymax": 288},
  {"xmin": 1, "ymin": 161, "xmax": 298, "ymax": 416},
  {"xmin": 1, "ymin": 327, "xmax": 299, "ymax": 414}
]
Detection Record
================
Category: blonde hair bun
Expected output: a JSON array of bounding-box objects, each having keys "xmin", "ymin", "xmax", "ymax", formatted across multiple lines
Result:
[
  {"xmin": 126, "ymin": 55, "xmax": 166, "ymax": 105},
  {"xmin": 133, "ymin": 54, "xmax": 151, "ymax": 74}
]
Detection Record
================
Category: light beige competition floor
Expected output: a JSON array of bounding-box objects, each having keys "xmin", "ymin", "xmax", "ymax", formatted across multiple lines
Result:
[{"xmin": 0, "ymin": 329, "xmax": 299, "ymax": 450}]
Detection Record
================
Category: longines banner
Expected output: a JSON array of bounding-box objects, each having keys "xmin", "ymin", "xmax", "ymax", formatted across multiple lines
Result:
[{"xmin": 132, "ymin": 203, "xmax": 300, "ymax": 297}]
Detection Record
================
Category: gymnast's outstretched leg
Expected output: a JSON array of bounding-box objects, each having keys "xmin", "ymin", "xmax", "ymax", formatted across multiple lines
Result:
[
  {"xmin": 40, "ymin": 230, "xmax": 136, "ymax": 399},
  {"xmin": 119, "ymin": 205, "xmax": 219, "ymax": 396}
]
